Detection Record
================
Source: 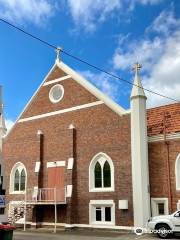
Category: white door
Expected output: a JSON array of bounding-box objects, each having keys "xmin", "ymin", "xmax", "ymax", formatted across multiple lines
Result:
[{"xmin": 95, "ymin": 206, "xmax": 112, "ymax": 223}]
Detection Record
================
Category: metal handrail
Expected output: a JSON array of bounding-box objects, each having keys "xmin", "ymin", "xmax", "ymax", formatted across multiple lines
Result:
[{"xmin": 25, "ymin": 187, "xmax": 66, "ymax": 203}]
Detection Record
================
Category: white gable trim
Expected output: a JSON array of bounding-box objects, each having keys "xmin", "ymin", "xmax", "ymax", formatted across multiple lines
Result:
[
  {"xmin": 5, "ymin": 60, "xmax": 126, "ymax": 138},
  {"xmin": 56, "ymin": 60, "xmax": 126, "ymax": 116},
  {"xmin": 43, "ymin": 75, "xmax": 71, "ymax": 86},
  {"xmin": 5, "ymin": 63, "xmax": 58, "ymax": 139},
  {"xmin": 18, "ymin": 101, "xmax": 103, "ymax": 123}
]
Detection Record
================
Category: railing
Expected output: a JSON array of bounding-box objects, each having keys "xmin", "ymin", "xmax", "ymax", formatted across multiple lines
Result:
[{"xmin": 25, "ymin": 188, "xmax": 66, "ymax": 204}]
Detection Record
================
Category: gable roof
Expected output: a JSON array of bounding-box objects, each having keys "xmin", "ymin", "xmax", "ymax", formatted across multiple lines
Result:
[
  {"xmin": 5, "ymin": 59, "xmax": 126, "ymax": 139},
  {"xmin": 56, "ymin": 60, "xmax": 126, "ymax": 116},
  {"xmin": 147, "ymin": 103, "xmax": 180, "ymax": 136}
]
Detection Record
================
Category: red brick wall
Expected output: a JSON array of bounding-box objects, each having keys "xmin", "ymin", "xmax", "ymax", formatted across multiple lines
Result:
[
  {"xmin": 149, "ymin": 139, "xmax": 180, "ymax": 213},
  {"xmin": 3, "ymin": 66, "xmax": 133, "ymax": 226},
  {"xmin": 21, "ymin": 72, "xmax": 97, "ymax": 119}
]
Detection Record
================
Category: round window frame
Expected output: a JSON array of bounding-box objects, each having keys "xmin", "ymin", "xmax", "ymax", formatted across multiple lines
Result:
[{"xmin": 49, "ymin": 84, "xmax": 64, "ymax": 103}]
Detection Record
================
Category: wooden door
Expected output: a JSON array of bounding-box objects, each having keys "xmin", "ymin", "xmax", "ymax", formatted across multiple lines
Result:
[{"xmin": 47, "ymin": 166, "xmax": 65, "ymax": 202}]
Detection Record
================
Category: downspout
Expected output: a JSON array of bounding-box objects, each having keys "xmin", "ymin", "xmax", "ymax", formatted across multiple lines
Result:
[{"xmin": 163, "ymin": 112, "xmax": 172, "ymax": 213}]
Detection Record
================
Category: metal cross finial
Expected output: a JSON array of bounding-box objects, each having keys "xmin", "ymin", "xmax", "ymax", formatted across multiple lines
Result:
[
  {"xmin": 55, "ymin": 47, "xmax": 63, "ymax": 61},
  {"xmin": 133, "ymin": 63, "xmax": 142, "ymax": 75}
]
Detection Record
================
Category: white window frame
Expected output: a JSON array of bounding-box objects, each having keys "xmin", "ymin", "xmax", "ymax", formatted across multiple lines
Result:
[
  {"xmin": 89, "ymin": 152, "xmax": 114, "ymax": 192},
  {"xmin": 89, "ymin": 200, "xmax": 115, "ymax": 226},
  {"xmin": 151, "ymin": 198, "xmax": 169, "ymax": 217},
  {"xmin": 175, "ymin": 153, "xmax": 180, "ymax": 190},
  {"xmin": 9, "ymin": 162, "xmax": 27, "ymax": 194},
  {"xmin": 49, "ymin": 84, "xmax": 64, "ymax": 103}
]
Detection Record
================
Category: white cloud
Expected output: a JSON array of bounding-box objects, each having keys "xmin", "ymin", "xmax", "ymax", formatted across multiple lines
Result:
[
  {"xmin": 5, "ymin": 119, "xmax": 14, "ymax": 131},
  {"xmin": 113, "ymin": 37, "xmax": 163, "ymax": 71},
  {"xmin": 0, "ymin": 0, "xmax": 54, "ymax": 26},
  {"xmin": 136, "ymin": 0, "xmax": 162, "ymax": 5},
  {"xmin": 143, "ymin": 31, "xmax": 180, "ymax": 107},
  {"xmin": 112, "ymin": 8, "xmax": 180, "ymax": 107},
  {"xmin": 67, "ymin": 0, "xmax": 122, "ymax": 32},
  {"xmin": 146, "ymin": 8, "xmax": 180, "ymax": 35},
  {"xmin": 66, "ymin": 0, "xmax": 163, "ymax": 32},
  {"xmin": 79, "ymin": 70, "xmax": 121, "ymax": 102}
]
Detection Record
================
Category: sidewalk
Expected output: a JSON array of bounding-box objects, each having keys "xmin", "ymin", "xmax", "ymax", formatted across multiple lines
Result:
[{"xmin": 13, "ymin": 229, "xmax": 161, "ymax": 240}]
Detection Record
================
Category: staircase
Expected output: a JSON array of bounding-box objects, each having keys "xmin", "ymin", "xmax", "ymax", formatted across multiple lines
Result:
[{"xmin": 8, "ymin": 201, "xmax": 33, "ymax": 224}]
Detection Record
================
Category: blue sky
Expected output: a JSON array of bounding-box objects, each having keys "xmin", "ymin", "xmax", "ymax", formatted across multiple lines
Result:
[{"xmin": 0, "ymin": 0, "xmax": 179, "ymax": 130}]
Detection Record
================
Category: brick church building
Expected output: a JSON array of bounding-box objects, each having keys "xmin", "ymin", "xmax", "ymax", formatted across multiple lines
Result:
[{"xmin": 1, "ymin": 54, "xmax": 180, "ymax": 230}]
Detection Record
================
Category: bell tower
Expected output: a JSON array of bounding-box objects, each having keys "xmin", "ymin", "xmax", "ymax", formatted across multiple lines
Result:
[
  {"xmin": 0, "ymin": 86, "xmax": 7, "ymax": 195},
  {"xmin": 131, "ymin": 64, "xmax": 150, "ymax": 228}
]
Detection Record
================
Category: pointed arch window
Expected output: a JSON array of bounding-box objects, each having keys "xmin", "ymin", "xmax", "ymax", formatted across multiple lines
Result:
[
  {"xmin": 10, "ymin": 163, "xmax": 27, "ymax": 194},
  {"xmin": 95, "ymin": 162, "xmax": 102, "ymax": 188},
  {"xmin": 20, "ymin": 169, "xmax": 26, "ymax": 191},
  {"xmin": 103, "ymin": 161, "xmax": 111, "ymax": 187},
  {"xmin": 175, "ymin": 154, "xmax": 180, "ymax": 190},
  {"xmin": 14, "ymin": 169, "xmax": 20, "ymax": 191},
  {"xmin": 89, "ymin": 153, "xmax": 114, "ymax": 192}
]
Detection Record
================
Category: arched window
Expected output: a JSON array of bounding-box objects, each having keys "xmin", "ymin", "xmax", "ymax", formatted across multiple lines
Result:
[
  {"xmin": 20, "ymin": 169, "xmax": 26, "ymax": 191},
  {"xmin": 89, "ymin": 153, "xmax": 114, "ymax": 192},
  {"xmin": 14, "ymin": 169, "xmax": 20, "ymax": 191},
  {"xmin": 175, "ymin": 154, "xmax": 180, "ymax": 190},
  {"xmin": 95, "ymin": 162, "xmax": 102, "ymax": 188},
  {"xmin": 10, "ymin": 162, "xmax": 27, "ymax": 193},
  {"xmin": 103, "ymin": 161, "xmax": 111, "ymax": 187}
]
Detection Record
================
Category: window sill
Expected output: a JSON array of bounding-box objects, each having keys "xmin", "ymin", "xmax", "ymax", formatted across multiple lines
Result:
[
  {"xmin": 89, "ymin": 188, "xmax": 114, "ymax": 193},
  {"xmin": 9, "ymin": 191, "xmax": 26, "ymax": 195},
  {"xmin": 91, "ymin": 221, "xmax": 115, "ymax": 226}
]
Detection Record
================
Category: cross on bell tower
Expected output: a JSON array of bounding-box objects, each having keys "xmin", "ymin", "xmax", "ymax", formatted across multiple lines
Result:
[
  {"xmin": 55, "ymin": 47, "xmax": 63, "ymax": 61},
  {"xmin": 133, "ymin": 62, "xmax": 142, "ymax": 75}
]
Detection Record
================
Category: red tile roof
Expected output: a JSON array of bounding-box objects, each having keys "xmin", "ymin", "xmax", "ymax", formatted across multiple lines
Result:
[{"xmin": 147, "ymin": 103, "xmax": 180, "ymax": 136}]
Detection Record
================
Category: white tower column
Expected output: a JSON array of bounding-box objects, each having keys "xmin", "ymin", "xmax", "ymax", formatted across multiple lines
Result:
[
  {"xmin": 0, "ymin": 86, "xmax": 7, "ymax": 190},
  {"xmin": 131, "ymin": 63, "xmax": 150, "ymax": 228},
  {"xmin": 0, "ymin": 86, "xmax": 7, "ymax": 149}
]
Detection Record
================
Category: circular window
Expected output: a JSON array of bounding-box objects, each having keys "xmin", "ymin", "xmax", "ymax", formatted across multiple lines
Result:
[{"xmin": 49, "ymin": 84, "xmax": 64, "ymax": 103}]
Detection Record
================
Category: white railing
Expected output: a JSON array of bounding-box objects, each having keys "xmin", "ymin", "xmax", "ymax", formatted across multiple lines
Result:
[{"xmin": 25, "ymin": 188, "xmax": 66, "ymax": 203}]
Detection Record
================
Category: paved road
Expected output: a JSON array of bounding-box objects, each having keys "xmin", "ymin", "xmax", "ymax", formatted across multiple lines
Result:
[{"xmin": 13, "ymin": 230, "xmax": 180, "ymax": 240}]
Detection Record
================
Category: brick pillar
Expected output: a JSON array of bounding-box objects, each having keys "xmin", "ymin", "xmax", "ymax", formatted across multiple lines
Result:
[
  {"xmin": 32, "ymin": 130, "xmax": 44, "ymax": 227},
  {"xmin": 65, "ymin": 124, "xmax": 77, "ymax": 226},
  {"xmin": 37, "ymin": 130, "xmax": 44, "ymax": 188}
]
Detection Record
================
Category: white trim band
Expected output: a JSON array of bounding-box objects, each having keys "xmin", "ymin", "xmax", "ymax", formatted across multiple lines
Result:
[
  {"xmin": 67, "ymin": 158, "xmax": 74, "ymax": 170},
  {"xmin": 47, "ymin": 161, "xmax": 66, "ymax": 168},
  {"xmin": 43, "ymin": 75, "xmax": 71, "ymax": 86},
  {"xmin": 35, "ymin": 162, "xmax": 41, "ymax": 173},
  {"xmin": 90, "ymin": 200, "xmax": 114, "ymax": 205},
  {"xmin": 148, "ymin": 132, "xmax": 180, "ymax": 142},
  {"xmin": 66, "ymin": 185, "xmax": 73, "ymax": 197},
  {"xmin": 19, "ymin": 101, "xmax": 103, "ymax": 123}
]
